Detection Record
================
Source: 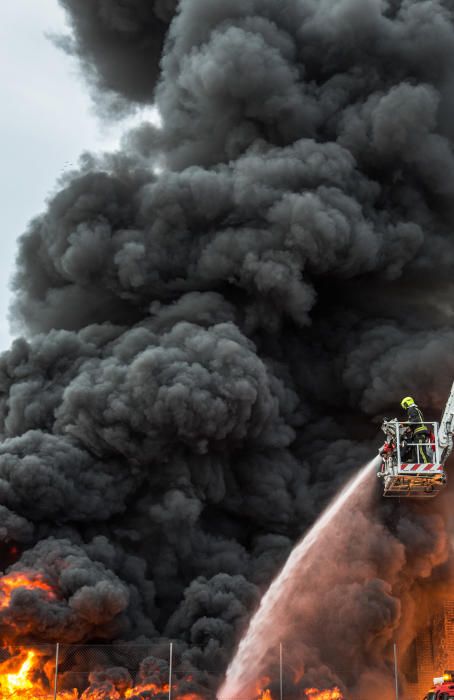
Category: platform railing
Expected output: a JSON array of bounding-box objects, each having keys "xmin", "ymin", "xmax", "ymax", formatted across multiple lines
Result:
[{"xmin": 391, "ymin": 420, "xmax": 440, "ymax": 466}]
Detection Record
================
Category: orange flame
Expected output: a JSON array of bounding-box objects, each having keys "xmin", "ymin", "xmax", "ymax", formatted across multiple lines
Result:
[
  {"xmin": 0, "ymin": 649, "xmax": 78, "ymax": 699},
  {"xmin": 257, "ymin": 690, "xmax": 272, "ymax": 700},
  {"xmin": 124, "ymin": 681, "xmax": 170, "ymax": 697},
  {"xmin": 305, "ymin": 688, "xmax": 344, "ymax": 700},
  {"xmin": 0, "ymin": 572, "xmax": 56, "ymax": 609},
  {"xmin": 0, "ymin": 649, "xmax": 36, "ymax": 695},
  {"xmin": 255, "ymin": 686, "xmax": 344, "ymax": 700}
]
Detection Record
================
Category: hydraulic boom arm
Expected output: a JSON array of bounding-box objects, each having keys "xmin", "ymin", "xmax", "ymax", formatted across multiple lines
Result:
[{"xmin": 438, "ymin": 380, "xmax": 454, "ymax": 465}]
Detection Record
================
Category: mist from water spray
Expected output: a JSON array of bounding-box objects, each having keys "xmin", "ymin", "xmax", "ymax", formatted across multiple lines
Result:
[{"xmin": 219, "ymin": 456, "xmax": 381, "ymax": 699}]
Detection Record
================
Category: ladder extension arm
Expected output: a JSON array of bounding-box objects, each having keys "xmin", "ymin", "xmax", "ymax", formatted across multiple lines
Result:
[{"xmin": 438, "ymin": 380, "xmax": 454, "ymax": 464}]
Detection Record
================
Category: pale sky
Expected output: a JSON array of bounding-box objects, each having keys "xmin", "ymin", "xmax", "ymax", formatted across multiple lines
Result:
[{"xmin": 0, "ymin": 1, "xmax": 155, "ymax": 351}]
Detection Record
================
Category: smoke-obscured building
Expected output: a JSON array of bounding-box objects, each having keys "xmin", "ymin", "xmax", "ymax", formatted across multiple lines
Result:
[{"xmin": 405, "ymin": 601, "xmax": 454, "ymax": 700}]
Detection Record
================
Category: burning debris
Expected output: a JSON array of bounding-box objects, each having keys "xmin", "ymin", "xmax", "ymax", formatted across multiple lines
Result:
[
  {"xmin": 2, "ymin": 0, "xmax": 454, "ymax": 698},
  {"xmin": 0, "ymin": 646, "xmax": 205, "ymax": 699},
  {"xmin": 304, "ymin": 691, "xmax": 343, "ymax": 700},
  {"xmin": 256, "ymin": 686, "xmax": 344, "ymax": 700}
]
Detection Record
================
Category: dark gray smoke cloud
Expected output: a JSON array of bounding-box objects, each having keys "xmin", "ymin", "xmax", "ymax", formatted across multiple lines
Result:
[
  {"xmin": 56, "ymin": 0, "xmax": 178, "ymax": 108},
  {"xmin": 3, "ymin": 0, "xmax": 454, "ymax": 696}
]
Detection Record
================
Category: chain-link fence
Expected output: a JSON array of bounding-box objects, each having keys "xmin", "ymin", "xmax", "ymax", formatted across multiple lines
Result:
[
  {"xmin": 0, "ymin": 641, "xmax": 412, "ymax": 700},
  {"xmin": 57, "ymin": 642, "xmax": 177, "ymax": 698},
  {"xmin": 0, "ymin": 641, "xmax": 203, "ymax": 700}
]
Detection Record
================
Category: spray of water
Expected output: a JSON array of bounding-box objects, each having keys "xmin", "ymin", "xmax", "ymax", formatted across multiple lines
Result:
[{"xmin": 219, "ymin": 456, "xmax": 380, "ymax": 699}]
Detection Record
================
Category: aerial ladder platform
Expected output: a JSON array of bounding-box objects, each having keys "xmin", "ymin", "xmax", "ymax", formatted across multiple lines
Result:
[{"xmin": 378, "ymin": 381, "xmax": 454, "ymax": 498}]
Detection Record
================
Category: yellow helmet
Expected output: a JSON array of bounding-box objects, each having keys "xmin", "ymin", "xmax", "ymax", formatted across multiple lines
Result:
[{"xmin": 401, "ymin": 396, "xmax": 415, "ymax": 410}]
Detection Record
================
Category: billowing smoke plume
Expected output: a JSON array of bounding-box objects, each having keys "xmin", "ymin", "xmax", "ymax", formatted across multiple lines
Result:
[
  {"xmin": 3, "ymin": 0, "xmax": 454, "ymax": 696},
  {"xmin": 56, "ymin": 0, "xmax": 178, "ymax": 108}
]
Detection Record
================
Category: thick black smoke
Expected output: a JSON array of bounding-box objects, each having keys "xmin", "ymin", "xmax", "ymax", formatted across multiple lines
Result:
[
  {"xmin": 56, "ymin": 0, "xmax": 178, "ymax": 108},
  {"xmin": 3, "ymin": 0, "xmax": 454, "ymax": 696}
]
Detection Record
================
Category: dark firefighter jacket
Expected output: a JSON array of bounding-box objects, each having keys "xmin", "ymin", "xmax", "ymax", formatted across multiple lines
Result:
[{"xmin": 407, "ymin": 404, "xmax": 428, "ymax": 434}]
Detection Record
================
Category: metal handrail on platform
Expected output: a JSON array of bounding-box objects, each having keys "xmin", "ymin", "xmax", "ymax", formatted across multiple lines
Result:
[
  {"xmin": 381, "ymin": 420, "xmax": 446, "ymax": 498},
  {"xmin": 389, "ymin": 420, "xmax": 440, "ymax": 465}
]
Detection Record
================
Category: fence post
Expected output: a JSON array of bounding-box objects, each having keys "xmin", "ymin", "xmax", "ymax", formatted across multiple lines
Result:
[
  {"xmin": 279, "ymin": 643, "xmax": 283, "ymax": 700},
  {"xmin": 169, "ymin": 641, "xmax": 173, "ymax": 700},
  {"xmin": 393, "ymin": 642, "xmax": 399, "ymax": 700},
  {"xmin": 53, "ymin": 642, "xmax": 60, "ymax": 700}
]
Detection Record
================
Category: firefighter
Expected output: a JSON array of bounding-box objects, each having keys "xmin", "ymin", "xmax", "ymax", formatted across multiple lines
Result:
[{"xmin": 400, "ymin": 396, "xmax": 431, "ymax": 463}]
